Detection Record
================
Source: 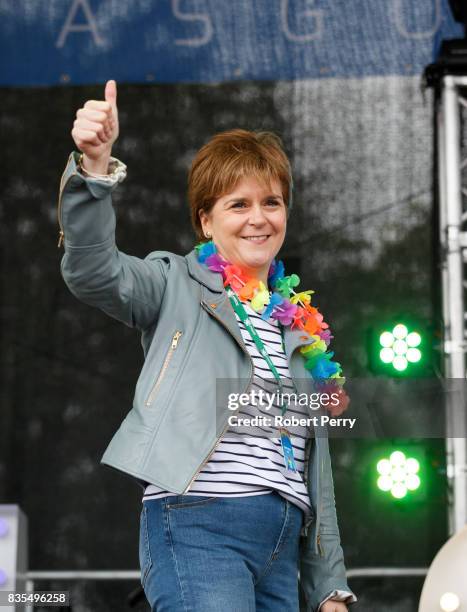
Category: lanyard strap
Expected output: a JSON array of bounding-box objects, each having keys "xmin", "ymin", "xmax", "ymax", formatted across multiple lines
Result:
[
  {"xmin": 226, "ymin": 285, "xmax": 288, "ymax": 415},
  {"xmin": 227, "ymin": 285, "xmax": 300, "ymax": 472}
]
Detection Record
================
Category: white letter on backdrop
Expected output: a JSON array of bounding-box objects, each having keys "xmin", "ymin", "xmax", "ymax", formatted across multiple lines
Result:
[
  {"xmin": 56, "ymin": 0, "xmax": 104, "ymax": 48},
  {"xmin": 281, "ymin": 0, "xmax": 324, "ymax": 42},
  {"xmin": 172, "ymin": 0, "xmax": 213, "ymax": 47},
  {"xmin": 392, "ymin": 0, "xmax": 441, "ymax": 40}
]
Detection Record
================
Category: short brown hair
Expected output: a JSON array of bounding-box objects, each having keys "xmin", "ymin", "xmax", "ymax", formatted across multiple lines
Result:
[{"xmin": 188, "ymin": 129, "xmax": 293, "ymax": 242}]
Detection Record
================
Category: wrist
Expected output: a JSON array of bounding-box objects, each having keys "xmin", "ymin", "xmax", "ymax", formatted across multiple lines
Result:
[
  {"xmin": 75, "ymin": 152, "xmax": 128, "ymax": 183},
  {"xmin": 81, "ymin": 153, "xmax": 112, "ymax": 175}
]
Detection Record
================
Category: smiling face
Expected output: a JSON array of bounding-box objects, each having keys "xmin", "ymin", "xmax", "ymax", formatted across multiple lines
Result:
[{"xmin": 199, "ymin": 175, "xmax": 287, "ymax": 286}]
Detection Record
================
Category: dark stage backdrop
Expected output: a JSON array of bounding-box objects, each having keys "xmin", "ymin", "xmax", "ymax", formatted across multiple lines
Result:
[{"xmin": 0, "ymin": 80, "xmax": 447, "ymax": 610}]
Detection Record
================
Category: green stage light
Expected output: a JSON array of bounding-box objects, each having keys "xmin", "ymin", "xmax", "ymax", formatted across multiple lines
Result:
[
  {"xmin": 377, "ymin": 323, "xmax": 423, "ymax": 373},
  {"xmin": 375, "ymin": 450, "xmax": 421, "ymax": 499}
]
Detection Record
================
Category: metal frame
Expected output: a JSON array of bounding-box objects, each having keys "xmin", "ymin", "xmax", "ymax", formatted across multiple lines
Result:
[
  {"xmin": 437, "ymin": 75, "xmax": 467, "ymax": 534},
  {"xmin": 22, "ymin": 567, "xmax": 428, "ymax": 611}
]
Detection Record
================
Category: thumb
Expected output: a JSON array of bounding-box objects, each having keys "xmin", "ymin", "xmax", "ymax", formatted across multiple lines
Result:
[{"xmin": 105, "ymin": 79, "xmax": 117, "ymax": 111}]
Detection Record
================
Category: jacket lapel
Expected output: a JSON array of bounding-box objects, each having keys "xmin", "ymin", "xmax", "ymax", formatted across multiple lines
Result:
[
  {"xmin": 185, "ymin": 249, "xmax": 224, "ymax": 293},
  {"xmin": 200, "ymin": 289, "xmax": 246, "ymax": 347},
  {"xmin": 185, "ymin": 249, "xmax": 245, "ymax": 346},
  {"xmin": 282, "ymin": 326, "xmax": 316, "ymax": 358}
]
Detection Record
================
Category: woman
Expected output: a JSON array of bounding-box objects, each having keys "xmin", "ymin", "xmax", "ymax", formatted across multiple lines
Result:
[{"xmin": 59, "ymin": 79, "xmax": 357, "ymax": 612}]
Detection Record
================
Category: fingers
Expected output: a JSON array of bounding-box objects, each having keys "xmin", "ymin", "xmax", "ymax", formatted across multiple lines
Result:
[
  {"xmin": 74, "ymin": 105, "xmax": 115, "ymax": 144},
  {"xmin": 76, "ymin": 121, "xmax": 111, "ymax": 144},
  {"xmin": 79, "ymin": 106, "xmax": 115, "ymax": 126},
  {"xmin": 77, "ymin": 108, "xmax": 108, "ymax": 122},
  {"xmin": 83, "ymin": 99, "xmax": 112, "ymax": 113},
  {"xmin": 71, "ymin": 128, "xmax": 99, "ymax": 148},
  {"xmin": 76, "ymin": 108, "xmax": 114, "ymax": 134},
  {"xmin": 83, "ymin": 99, "xmax": 117, "ymax": 127},
  {"xmin": 71, "ymin": 120, "xmax": 113, "ymax": 148},
  {"xmin": 73, "ymin": 115, "xmax": 112, "ymax": 142}
]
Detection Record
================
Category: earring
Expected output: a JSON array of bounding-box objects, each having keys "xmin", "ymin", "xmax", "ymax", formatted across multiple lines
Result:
[{"xmin": 205, "ymin": 232, "xmax": 211, "ymax": 239}]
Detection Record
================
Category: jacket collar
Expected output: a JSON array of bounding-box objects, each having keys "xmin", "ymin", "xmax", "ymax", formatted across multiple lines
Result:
[
  {"xmin": 185, "ymin": 248, "xmax": 224, "ymax": 293},
  {"xmin": 185, "ymin": 247, "xmax": 316, "ymax": 355}
]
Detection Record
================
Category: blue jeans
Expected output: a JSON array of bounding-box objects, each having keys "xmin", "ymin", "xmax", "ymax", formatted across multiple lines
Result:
[{"xmin": 139, "ymin": 491, "xmax": 304, "ymax": 611}]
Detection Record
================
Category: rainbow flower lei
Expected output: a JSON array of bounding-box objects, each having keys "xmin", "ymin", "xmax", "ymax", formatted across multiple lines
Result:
[{"xmin": 195, "ymin": 240, "xmax": 349, "ymax": 416}]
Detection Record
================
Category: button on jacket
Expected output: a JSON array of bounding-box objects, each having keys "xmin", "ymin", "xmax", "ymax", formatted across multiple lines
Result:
[{"xmin": 57, "ymin": 151, "xmax": 357, "ymax": 611}]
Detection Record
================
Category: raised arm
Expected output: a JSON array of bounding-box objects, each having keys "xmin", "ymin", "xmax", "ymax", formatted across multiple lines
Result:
[{"xmin": 58, "ymin": 80, "xmax": 169, "ymax": 331}]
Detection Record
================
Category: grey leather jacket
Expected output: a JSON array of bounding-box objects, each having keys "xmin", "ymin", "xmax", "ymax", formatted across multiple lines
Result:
[{"xmin": 57, "ymin": 151, "xmax": 357, "ymax": 611}]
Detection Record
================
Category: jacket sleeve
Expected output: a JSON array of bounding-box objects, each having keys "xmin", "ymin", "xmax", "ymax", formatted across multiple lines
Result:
[
  {"xmin": 58, "ymin": 151, "xmax": 169, "ymax": 331},
  {"xmin": 317, "ymin": 590, "xmax": 357, "ymax": 611},
  {"xmin": 299, "ymin": 434, "xmax": 358, "ymax": 611}
]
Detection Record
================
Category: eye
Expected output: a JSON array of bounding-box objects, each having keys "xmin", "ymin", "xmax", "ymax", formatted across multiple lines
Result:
[
  {"xmin": 231, "ymin": 201, "xmax": 247, "ymax": 209},
  {"xmin": 266, "ymin": 198, "xmax": 281, "ymax": 207}
]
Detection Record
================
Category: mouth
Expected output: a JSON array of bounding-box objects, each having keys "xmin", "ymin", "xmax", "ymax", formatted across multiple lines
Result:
[{"xmin": 241, "ymin": 235, "xmax": 270, "ymax": 244}]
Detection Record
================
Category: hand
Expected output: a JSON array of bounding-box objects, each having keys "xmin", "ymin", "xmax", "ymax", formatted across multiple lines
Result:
[
  {"xmin": 71, "ymin": 79, "xmax": 119, "ymax": 173},
  {"xmin": 321, "ymin": 600, "xmax": 348, "ymax": 612}
]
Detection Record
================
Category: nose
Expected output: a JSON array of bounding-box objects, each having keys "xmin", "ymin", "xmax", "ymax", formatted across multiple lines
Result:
[{"xmin": 248, "ymin": 202, "xmax": 268, "ymax": 226}]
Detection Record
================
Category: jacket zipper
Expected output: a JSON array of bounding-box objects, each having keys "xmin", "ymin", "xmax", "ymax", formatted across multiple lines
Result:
[
  {"xmin": 301, "ymin": 437, "xmax": 315, "ymax": 538},
  {"xmin": 293, "ymin": 388, "xmax": 320, "ymax": 556},
  {"xmin": 57, "ymin": 158, "xmax": 75, "ymax": 248},
  {"xmin": 317, "ymin": 533, "xmax": 324, "ymax": 557},
  {"xmin": 181, "ymin": 302, "xmax": 254, "ymax": 493},
  {"xmin": 145, "ymin": 331, "xmax": 182, "ymax": 406}
]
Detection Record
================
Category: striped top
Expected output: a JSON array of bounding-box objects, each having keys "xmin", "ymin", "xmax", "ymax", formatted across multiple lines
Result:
[{"xmin": 143, "ymin": 301, "xmax": 313, "ymax": 518}]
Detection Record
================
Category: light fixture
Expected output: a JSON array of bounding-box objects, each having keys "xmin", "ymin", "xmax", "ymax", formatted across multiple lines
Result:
[
  {"xmin": 439, "ymin": 591, "xmax": 460, "ymax": 612},
  {"xmin": 376, "ymin": 450, "xmax": 421, "ymax": 499}
]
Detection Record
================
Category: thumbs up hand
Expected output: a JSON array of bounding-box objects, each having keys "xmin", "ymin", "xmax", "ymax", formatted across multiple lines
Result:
[{"xmin": 71, "ymin": 79, "xmax": 120, "ymax": 174}]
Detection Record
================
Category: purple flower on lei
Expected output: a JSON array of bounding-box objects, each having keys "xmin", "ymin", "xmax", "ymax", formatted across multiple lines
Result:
[
  {"xmin": 205, "ymin": 252, "xmax": 228, "ymax": 273},
  {"xmin": 270, "ymin": 298, "xmax": 298, "ymax": 326},
  {"xmin": 318, "ymin": 328, "xmax": 333, "ymax": 346}
]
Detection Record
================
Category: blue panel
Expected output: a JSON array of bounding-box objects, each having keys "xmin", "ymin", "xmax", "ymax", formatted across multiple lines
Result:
[{"xmin": 0, "ymin": 0, "xmax": 464, "ymax": 86}]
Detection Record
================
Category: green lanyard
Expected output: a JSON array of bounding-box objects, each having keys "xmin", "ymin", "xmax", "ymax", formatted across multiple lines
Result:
[
  {"xmin": 226, "ymin": 285, "xmax": 288, "ymax": 417},
  {"xmin": 226, "ymin": 285, "xmax": 298, "ymax": 472}
]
